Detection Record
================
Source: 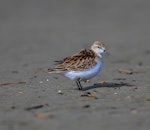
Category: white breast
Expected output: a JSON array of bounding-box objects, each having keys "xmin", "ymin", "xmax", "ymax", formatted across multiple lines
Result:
[{"xmin": 65, "ymin": 61, "xmax": 103, "ymax": 81}]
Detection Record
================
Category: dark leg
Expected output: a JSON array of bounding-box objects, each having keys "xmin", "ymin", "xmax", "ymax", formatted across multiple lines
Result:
[
  {"xmin": 76, "ymin": 80, "xmax": 82, "ymax": 90},
  {"xmin": 78, "ymin": 80, "xmax": 82, "ymax": 90},
  {"xmin": 76, "ymin": 81, "xmax": 80, "ymax": 90}
]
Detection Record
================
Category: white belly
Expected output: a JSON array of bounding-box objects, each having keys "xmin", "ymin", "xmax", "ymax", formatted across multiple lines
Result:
[{"xmin": 65, "ymin": 61, "xmax": 103, "ymax": 81}]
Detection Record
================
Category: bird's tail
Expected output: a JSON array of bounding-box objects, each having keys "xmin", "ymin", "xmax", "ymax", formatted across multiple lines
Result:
[
  {"xmin": 48, "ymin": 68, "xmax": 56, "ymax": 73},
  {"xmin": 48, "ymin": 68, "xmax": 65, "ymax": 74}
]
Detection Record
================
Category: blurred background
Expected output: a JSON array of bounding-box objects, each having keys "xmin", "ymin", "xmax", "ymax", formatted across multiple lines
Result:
[
  {"xmin": 0, "ymin": 0, "xmax": 150, "ymax": 72},
  {"xmin": 0, "ymin": 1, "xmax": 150, "ymax": 130}
]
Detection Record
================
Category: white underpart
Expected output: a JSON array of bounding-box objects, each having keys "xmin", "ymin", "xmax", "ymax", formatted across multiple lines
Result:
[{"xmin": 65, "ymin": 60, "xmax": 103, "ymax": 81}]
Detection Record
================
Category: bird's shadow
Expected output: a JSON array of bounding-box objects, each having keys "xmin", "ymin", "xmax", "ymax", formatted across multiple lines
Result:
[{"xmin": 82, "ymin": 82, "xmax": 133, "ymax": 91}]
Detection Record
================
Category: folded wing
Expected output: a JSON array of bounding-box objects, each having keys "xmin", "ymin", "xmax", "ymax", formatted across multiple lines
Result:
[{"xmin": 48, "ymin": 49, "xmax": 97, "ymax": 72}]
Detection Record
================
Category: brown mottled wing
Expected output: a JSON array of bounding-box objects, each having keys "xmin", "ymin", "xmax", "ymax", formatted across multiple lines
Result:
[{"xmin": 50, "ymin": 49, "xmax": 96, "ymax": 72}]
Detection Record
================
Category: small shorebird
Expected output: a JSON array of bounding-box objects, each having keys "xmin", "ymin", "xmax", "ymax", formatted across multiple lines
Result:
[{"xmin": 48, "ymin": 40, "xmax": 106, "ymax": 90}]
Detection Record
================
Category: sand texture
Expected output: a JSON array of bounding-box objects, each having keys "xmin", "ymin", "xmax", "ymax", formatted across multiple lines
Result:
[{"xmin": 0, "ymin": 0, "xmax": 150, "ymax": 130}]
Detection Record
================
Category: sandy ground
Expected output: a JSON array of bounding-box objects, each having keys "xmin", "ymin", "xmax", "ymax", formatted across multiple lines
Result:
[{"xmin": 0, "ymin": 0, "xmax": 150, "ymax": 130}]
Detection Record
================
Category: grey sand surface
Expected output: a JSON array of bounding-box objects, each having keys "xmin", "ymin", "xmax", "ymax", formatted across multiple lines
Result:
[{"xmin": 0, "ymin": 0, "xmax": 150, "ymax": 130}]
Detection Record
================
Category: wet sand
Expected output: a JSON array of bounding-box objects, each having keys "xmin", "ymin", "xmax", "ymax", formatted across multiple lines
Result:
[{"xmin": 0, "ymin": 0, "xmax": 150, "ymax": 130}]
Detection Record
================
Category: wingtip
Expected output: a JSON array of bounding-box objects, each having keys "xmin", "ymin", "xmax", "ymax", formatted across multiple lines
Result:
[
  {"xmin": 48, "ymin": 68, "xmax": 54, "ymax": 72},
  {"xmin": 48, "ymin": 68, "xmax": 61, "ymax": 73}
]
